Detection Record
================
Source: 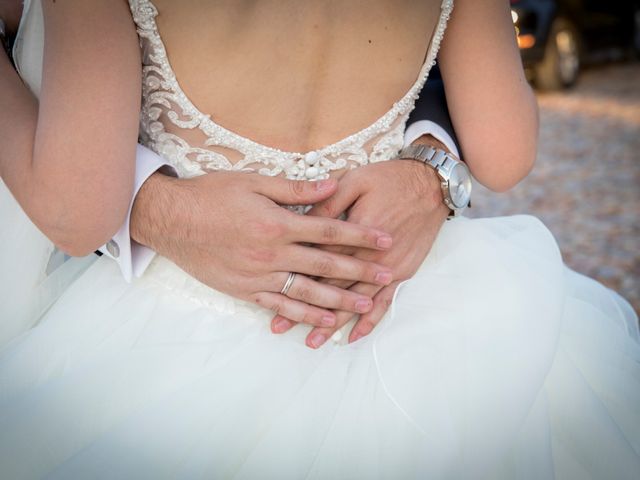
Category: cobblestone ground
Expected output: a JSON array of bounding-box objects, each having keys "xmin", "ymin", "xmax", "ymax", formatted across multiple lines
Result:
[{"xmin": 468, "ymin": 61, "xmax": 640, "ymax": 315}]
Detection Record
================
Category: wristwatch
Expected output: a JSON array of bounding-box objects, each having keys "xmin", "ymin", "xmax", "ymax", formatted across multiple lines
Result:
[{"xmin": 398, "ymin": 145, "xmax": 472, "ymax": 217}]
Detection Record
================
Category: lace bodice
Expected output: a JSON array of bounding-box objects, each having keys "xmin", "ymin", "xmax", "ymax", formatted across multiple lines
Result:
[{"xmin": 128, "ymin": 0, "xmax": 453, "ymax": 180}]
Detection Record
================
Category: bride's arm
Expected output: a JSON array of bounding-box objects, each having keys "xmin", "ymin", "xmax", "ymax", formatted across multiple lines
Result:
[
  {"xmin": 0, "ymin": 0, "xmax": 140, "ymax": 256},
  {"xmin": 438, "ymin": 0, "xmax": 539, "ymax": 192}
]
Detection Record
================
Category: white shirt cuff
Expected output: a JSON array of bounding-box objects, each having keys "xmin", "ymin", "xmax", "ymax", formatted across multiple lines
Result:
[
  {"xmin": 98, "ymin": 144, "xmax": 175, "ymax": 282},
  {"xmin": 403, "ymin": 120, "xmax": 460, "ymax": 158}
]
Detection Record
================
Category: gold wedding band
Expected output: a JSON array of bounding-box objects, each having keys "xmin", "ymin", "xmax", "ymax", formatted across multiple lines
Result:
[{"xmin": 280, "ymin": 272, "xmax": 297, "ymax": 296}]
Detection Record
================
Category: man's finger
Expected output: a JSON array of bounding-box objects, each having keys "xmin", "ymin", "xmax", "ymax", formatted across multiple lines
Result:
[
  {"xmin": 306, "ymin": 178, "xmax": 361, "ymax": 219},
  {"xmin": 305, "ymin": 282, "xmax": 382, "ymax": 349},
  {"xmin": 283, "ymin": 245, "xmax": 393, "ymax": 286},
  {"xmin": 314, "ymin": 244, "xmax": 357, "ymax": 256},
  {"xmin": 270, "ymin": 276, "xmax": 374, "ymax": 334},
  {"xmin": 271, "ymin": 315, "xmax": 295, "ymax": 334},
  {"xmin": 348, "ymin": 280, "xmax": 402, "ymax": 343},
  {"xmin": 286, "ymin": 214, "xmax": 392, "ymax": 250},
  {"xmin": 318, "ymin": 277, "xmax": 355, "ymax": 290},
  {"xmin": 274, "ymin": 273, "xmax": 374, "ymax": 314},
  {"xmin": 253, "ymin": 175, "xmax": 338, "ymax": 205},
  {"xmin": 252, "ymin": 291, "xmax": 336, "ymax": 328}
]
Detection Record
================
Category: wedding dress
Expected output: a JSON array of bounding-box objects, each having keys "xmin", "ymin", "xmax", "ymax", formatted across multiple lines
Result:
[{"xmin": 1, "ymin": 1, "xmax": 639, "ymax": 478}]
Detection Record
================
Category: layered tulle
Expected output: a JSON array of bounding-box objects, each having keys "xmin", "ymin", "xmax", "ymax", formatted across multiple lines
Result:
[
  {"xmin": 1, "ymin": 215, "xmax": 638, "ymax": 479},
  {"xmin": 0, "ymin": 181, "xmax": 96, "ymax": 347}
]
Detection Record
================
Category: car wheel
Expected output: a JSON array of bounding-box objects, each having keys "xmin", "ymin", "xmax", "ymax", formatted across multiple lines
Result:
[{"xmin": 535, "ymin": 18, "xmax": 581, "ymax": 91}]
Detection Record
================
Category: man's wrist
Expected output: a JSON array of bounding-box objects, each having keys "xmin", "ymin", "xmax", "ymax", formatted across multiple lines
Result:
[
  {"xmin": 398, "ymin": 142, "xmax": 473, "ymax": 218},
  {"xmin": 408, "ymin": 134, "xmax": 449, "ymax": 191},
  {"xmin": 410, "ymin": 133, "xmax": 450, "ymax": 153},
  {"xmin": 130, "ymin": 172, "xmax": 182, "ymax": 253},
  {"xmin": 393, "ymin": 135, "xmax": 447, "ymax": 212}
]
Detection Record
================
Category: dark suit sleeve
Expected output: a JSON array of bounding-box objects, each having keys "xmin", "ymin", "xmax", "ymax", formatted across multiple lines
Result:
[{"xmin": 406, "ymin": 64, "xmax": 460, "ymax": 152}]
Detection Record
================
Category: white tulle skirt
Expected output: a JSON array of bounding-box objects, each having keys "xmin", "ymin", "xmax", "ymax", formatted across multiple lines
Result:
[
  {"xmin": 0, "ymin": 215, "xmax": 638, "ymax": 479},
  {"xmin": 0, "ymin": 181, "xmax": 95, "ymax": 347}
]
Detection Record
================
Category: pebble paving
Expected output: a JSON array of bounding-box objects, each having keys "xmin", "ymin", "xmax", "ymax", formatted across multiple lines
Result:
[{"xmin": 467, "ymin": 61, "xmax": 639, "ymax": 315}]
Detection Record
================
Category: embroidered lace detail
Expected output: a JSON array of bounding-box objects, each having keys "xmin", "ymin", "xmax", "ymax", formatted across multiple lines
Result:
[{"xmin": 128, "ymin": 0, "xmax": 454, "ymax": 180}]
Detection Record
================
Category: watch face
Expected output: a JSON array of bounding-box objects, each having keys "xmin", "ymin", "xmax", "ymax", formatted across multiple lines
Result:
[{"xmin": 449, "ymin": 163, "xmax": 472, "ymax": 208}]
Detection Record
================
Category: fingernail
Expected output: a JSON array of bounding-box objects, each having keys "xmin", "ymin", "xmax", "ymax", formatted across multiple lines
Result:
[
  {"xmin": 377, "ymin": 235, "xmax": 392, "ymax": 249},
  {"xmin": 274, "ymin": 318, "xmax": 292, "ymax": 333},
  {"xmin": 321, "ymin": 315, "xmax": 336, "ymax": 327},
  {"xmin": 309, "ymin": 333, "xmax": 326, "ymax": 349},
  {"xmin": 350, "ymin": 332, "xmax": 364, "ymax": 343},
  {"xmin": 315, "ymin": 179, "xmax": 333, "ymax": 192},
  {"xmin": 356, "ymin": 299, "xmax": 372, "ymax": 313},
  {"xmin": 375, "ymin": 272, "xmax": 393, "ymax": 285}
]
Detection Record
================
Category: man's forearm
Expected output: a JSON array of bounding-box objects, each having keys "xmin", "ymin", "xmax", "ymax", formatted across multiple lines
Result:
[{"xmin": 129, "ymin": 171, "xmax": 183, "ymax": 256}]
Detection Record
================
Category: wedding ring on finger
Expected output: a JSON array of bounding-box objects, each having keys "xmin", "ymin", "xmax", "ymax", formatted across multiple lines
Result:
[{"xmin": 280, "ymin": 272, "xmax": 297, "ymax": 296}]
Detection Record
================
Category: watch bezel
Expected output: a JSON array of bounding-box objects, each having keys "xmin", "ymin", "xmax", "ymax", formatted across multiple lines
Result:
[{"xmin": 445, "ymin": 161, "xmax": 473, "ymax": 210}]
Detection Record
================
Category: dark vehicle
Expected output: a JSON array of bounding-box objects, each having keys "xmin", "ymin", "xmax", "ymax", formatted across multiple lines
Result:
[{"xmin": 511, "ymin": 0, "xmax": 640, "ymax": 90}]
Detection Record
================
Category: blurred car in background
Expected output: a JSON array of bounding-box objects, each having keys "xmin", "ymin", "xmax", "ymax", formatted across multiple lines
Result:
[{"xmin": 511, "ymin": 0, "xmax": 640, "ymax": 90}]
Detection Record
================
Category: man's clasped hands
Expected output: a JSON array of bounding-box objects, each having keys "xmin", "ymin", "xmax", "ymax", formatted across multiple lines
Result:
[{"xmin": 131, "ymin": 153, "xmax": 450, "ymax": 349}]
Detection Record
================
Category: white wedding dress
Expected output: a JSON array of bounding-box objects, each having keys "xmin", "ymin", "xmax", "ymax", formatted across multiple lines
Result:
[{"xmin": 1, "ymin": 1, "xmax": 639, "ymax": 478}]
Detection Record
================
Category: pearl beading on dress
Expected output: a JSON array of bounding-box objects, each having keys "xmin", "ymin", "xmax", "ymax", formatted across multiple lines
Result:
[{"xmin": 128, "ymin": 0, "xmax": 454, "ymax": 181}]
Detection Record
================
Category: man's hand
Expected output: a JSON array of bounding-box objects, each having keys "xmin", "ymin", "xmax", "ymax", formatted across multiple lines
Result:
[
  {"xmin": 130, "ymin": 171, "xmax": 396, "ymax": 328},
  {"xmin": 271, "ymin": 136, "xmax": 451, "ymax": 348}
]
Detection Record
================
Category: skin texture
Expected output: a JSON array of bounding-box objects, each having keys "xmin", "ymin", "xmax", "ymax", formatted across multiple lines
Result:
[{"xmin": 2, "ymin": 0, "xmax": 538, "ymax": 347}]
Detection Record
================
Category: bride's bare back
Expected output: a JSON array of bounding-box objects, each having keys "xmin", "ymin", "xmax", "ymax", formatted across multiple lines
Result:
[{"xmin": 151, "ymin": 0, "xmax": 439, "ymax": 153}]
